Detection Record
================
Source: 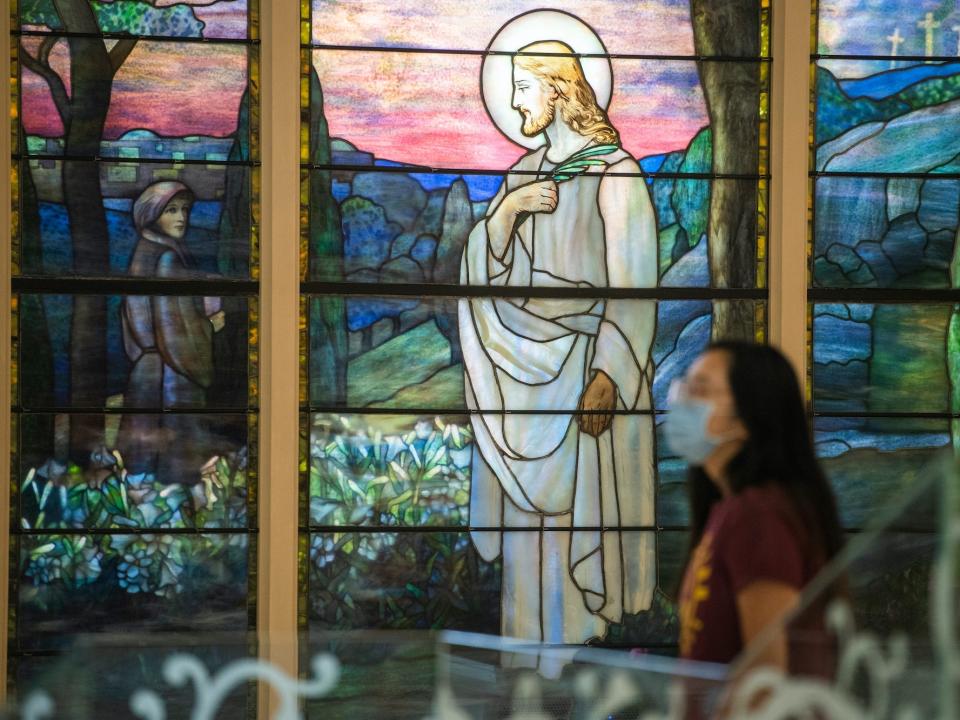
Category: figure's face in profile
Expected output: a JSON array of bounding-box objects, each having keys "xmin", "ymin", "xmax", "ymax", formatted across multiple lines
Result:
[
  {"xmin": 156, "ymin": 196, "xmax": 192, "ymax": 239},
  {"xmin": 512, "ymin": 65, "xmax": 556, "ymax": 137}
]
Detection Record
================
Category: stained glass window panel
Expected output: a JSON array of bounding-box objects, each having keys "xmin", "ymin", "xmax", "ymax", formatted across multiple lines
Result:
[
  {"xmin": 18, "ymin": 413, "xmax": 253, "ymax": 531},
  {"xmin": 305, "ymin": 164, "xmax": 764, "ymax": 289},
  {"xmin": 311, "ymin": 52, "xmax": 759, "ymax": 173},
  {"xmin": 17, "ymin": 293, "xmax": 255, "ymax": 410},
  {"xmin": 816, "ymin": 1, "xmax": 960, "ymax": 59},
  {"xmin": 810, "ymin": 0, "xmax": 958, "ymax": 618},
  {"xmin": 9, "ymin": 0, "xmax": 260, "ymax": 683},
  {"xmin": 16, "ymin": 160, "xmax": 257, "ymax": 279},
  {"xmin": 812, "ymin": 303, "xmax": 956, "ymax": 414},
  {"xmin": 303, "ymin": 0, "xmax": 769, "ymax": 650},
  {"xmin": 309, "ymin": 0, "xmax": 769, "ymax": 56},
  {"xmin": 20, "ymin": 43, "xmax": 255, "ymax": 158},
  {"xmin": 815, "ymin": 416, "xmax": 949, "ymax": 529},
  {"xmin": 15, "ymin": 532, "xmax": 251, "ymax": 651},
  {"xmin": 306, "ymin": 296, "xmax": 765, "ymax": 411},
  {"xmin": 813, "ymin": 176, "xmax": 959, "ymax": 289},
  {"xmin": 307, "ymin": 530, "xmax": 500, "ymax": 632}
]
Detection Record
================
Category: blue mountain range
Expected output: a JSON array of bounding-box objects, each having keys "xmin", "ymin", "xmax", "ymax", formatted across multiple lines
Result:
[{"xmin": 840, "ymin": 61, "xmax": 960, "ymax": 100}]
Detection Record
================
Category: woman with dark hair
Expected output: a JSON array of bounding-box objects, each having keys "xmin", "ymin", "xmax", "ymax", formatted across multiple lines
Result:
[{"xmin": 666, "ymin": 342, "xmax": 843, "ymax": 673}]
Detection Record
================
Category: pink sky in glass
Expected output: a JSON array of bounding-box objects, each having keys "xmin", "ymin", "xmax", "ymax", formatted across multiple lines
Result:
[
  {"xmin": 314, "ymin": 51, "xmax": 710, "ymax": 169},
  {"xmin": 21, "ymin": 39, "xmax": 248, "ymax": 139},
  {"xmin": 311, "ymin": 0, "xmax": 714, "ymax": 168},
  {"xmin": 311, "ymin": 0, "xmax": 696, "ymax": 54}
]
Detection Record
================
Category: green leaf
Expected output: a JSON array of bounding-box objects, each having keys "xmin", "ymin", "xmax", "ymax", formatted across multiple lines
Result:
[
  {"xmin": 30, "ymin": 542, "xmax": 55, "ymax": 557},
  {"xmin": 566, "ymin": 143, "xmax": 619, "ymax": 160},
  {"xmin": 388, "ymin": 490, "xmax": 413, "ymax": 509},
  {"xmin": 38, "ymin": 480, "xmax": 53, "ymax": 511},
  {"xmin": 85, "ymin": 487, "xmax": 103, "ymax": 515},
  {"xmin": 24, "ymin": 469, "xmax": 37, "ymax": 499},
  {"xmin": 102, "ymin": 477, "xmax": 127, "ymax": 516},
  {"xmin": 346, "ymin": 476, "xmax": 365, "ymax": 498},
  {"xmin": 554, "ymin": 158, "xmax": 607, "ymax": 172},
  {"xmin": 389, "ymin": 461, "xmax": 410, "ymax": 482}
]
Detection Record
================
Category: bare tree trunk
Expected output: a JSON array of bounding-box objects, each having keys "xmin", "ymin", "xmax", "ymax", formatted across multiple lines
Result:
[
  {"xmin": 63, "ymin": 35, "xmax": 112, "ymax": 458},
  {"xmin": 691, "ymin": 0, "xmax": 760, "ymax": 341},
  {"xmin": 43, "ymin": 0, "xmax": 137, "ymax": 459},
  {"xmin": 19, "ymin": 121, "xmax": 55, "ymax": 467}
]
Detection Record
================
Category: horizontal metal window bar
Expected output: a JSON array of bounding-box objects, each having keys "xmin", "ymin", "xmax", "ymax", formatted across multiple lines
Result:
[
  {"xmin": 13, "ymin": 153, "xmax": 259, "ymax": 168},
  {"xmin": 14, "ymin": 28, "xmax": 259, "ymax": 46},
  {"xmin": 301, "ymin": 524, "xmax": 934, "ymax": 534},
  {"xmin": 301, "ymin": 284, "xmax": 767, "ymax": 300},
  {"xmin": 11, "ymin": 527, "xmax": 257, "ymax": 536},
  {"xmin": 812, "ymin": 170, "xmax": 960, "ymax": 180},
  {"xmin": 812, "ymin": 52, "xmax": 960, "ymax": 63},
  {"xmin": 305, "ymin": 163, "xmax": 767, "ymax": 180},
  {"xmin": 809, "ymin": 288, "xmax": 960, "ymax": 303},
  {"xmin": 13, "ymin": 278, "xmax": 259, "ymax": 295},
  {"xmin": 9, "ymin": 639, "xmax": 259, "ymax": 658},
  {"xmin": 306, "ymin": 408, "xmax": 959, "ymax": 420},
  {"xmin": 305, "ymin": 43, "xmax": 771, "ymax": 62},
  {"xmin": 6, "ymin": 641, "xmax": 680, "ymax": 658},
  {"xmin": 15, "ymin": 406, "xmax": 956, "ymax": 420},
  {"xmin": 303, "ymin": 524, "xmax": 683, "ymax": 533},
  {"xmin": 811, "ymin": 410, "xmax": 960, "ymax": 420},
  {"xmin": 14, "ymin": 406, "xmax": 256, "ymax": 415},
  {"xmin": 303, "ymin": 407, "xmax": 661, "ymax": 416},
  {"xmin": 7, "ymin": 644, "xmax": 262, "ymax": 660}
]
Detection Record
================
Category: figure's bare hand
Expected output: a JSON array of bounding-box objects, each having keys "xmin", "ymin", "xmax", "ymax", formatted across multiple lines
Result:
[
  {"xmin": 505, "ymin": 180, "xmax": 558, "ymax": 216},
  {"xmin": 577, "ymin": 370, "xmax": 617, "ymax": 437}
]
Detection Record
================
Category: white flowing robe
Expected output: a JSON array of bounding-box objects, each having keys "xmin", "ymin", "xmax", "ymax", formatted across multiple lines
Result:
[{"xmin": 459, "ymin": 145, "xmax": 658, "ymax": 646}]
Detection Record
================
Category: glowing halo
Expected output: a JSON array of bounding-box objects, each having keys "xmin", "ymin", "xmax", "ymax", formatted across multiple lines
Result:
[{"xmin": 481, "ymin": 9, "xmax": 613, "ymax": 150}]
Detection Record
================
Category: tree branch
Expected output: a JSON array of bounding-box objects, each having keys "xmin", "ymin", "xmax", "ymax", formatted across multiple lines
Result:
[
  {"xmin": 108, "ymin": 38, "xmax": 138, "ymax": 75},
  {"xmin": 38, "ymin": 36, "xmax": 59, "ymax": 67},
  {"xmin": 20, "ymin": 42, "xmax": 71, "ymax": 123}
]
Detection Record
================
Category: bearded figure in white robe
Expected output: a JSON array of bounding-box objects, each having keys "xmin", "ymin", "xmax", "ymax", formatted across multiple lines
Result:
[{"xmin": 460, "ymin": 40, "xmax": 658, "ymax": 647}]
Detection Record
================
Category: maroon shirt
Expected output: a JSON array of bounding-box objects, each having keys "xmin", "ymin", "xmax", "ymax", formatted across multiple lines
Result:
[{"xmin": 678, "ymin": 484, "xmax": 824, "ymax": 664}]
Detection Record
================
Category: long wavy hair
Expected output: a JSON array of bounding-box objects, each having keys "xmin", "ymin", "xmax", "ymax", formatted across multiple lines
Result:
[
  {"xmin": 513, "ymin": 40, "xmax": 619, "ymax": 146},
  {"xmin": 684, "ymin": 342, "xmax": 844, "ymax": 581}
]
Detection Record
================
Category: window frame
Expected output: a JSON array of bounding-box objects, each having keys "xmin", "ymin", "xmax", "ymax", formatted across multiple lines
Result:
[{"xmin": 0, "ymin": 0, "xmax": 811, "ymax": 712}]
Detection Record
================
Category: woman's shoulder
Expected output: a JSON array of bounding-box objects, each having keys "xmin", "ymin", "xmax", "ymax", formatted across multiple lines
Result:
[{"xmin": 713, "ymin": 484, "xmax": 804, "ymax": 540}]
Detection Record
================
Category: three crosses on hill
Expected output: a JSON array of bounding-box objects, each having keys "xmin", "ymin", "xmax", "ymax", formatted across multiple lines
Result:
[{"xmin": 886, "ymin": 13, "xmax": 960, "ymax": 68}]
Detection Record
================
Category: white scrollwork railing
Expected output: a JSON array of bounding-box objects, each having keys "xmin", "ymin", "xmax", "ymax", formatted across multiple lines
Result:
[{"xmin": 21, "ymin": 652, "xmax": 340, "ymax": 720}]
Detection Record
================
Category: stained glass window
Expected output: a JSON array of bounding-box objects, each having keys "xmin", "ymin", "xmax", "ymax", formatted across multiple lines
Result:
[
  {"xmin": 301, "ymin": 0, "xmax": 770, "ymax": 653},
  {"xmin": 9, "ymin": 1, "xmax": 259, "ymax": 709},
  {"xmin": 810, "ymin": 1, "xmax": 959, "ymax": 544}
]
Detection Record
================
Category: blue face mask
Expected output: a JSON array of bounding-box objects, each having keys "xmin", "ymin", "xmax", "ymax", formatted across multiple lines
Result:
[{"xmin": 664, "ymin": 394, "xmax": 725, "ymax": 467}]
